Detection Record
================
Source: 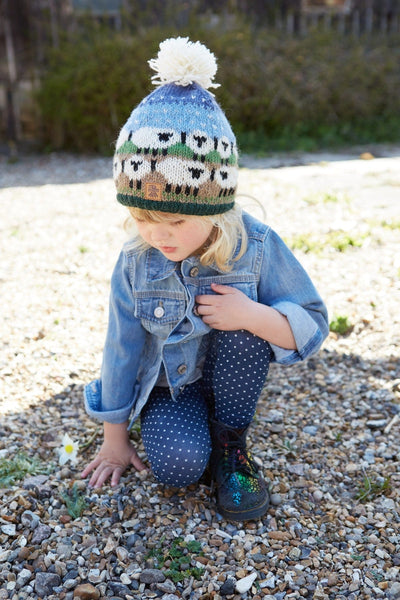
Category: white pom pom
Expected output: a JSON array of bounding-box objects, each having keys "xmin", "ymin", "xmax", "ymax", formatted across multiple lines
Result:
[{"xmin": 149, "ymin": 37, "xmax": 219, "ymax": 90}]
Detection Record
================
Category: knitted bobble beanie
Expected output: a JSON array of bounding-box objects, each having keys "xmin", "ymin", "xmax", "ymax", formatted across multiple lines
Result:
[{"xmin": 113, "ymin": 37, "xmax": 238, "ymax": 216}]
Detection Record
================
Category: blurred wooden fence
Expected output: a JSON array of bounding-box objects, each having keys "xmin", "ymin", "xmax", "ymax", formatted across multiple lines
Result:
[
  {"xmin": 279, "ymin": 3, "xmax": 400, "ymax": 35},
  {"xmin": 273, "ymin": 12, "xmax": 400, "ymax": 36},
  {"xmin": 67, "ymin": 1, "xmax": 400, "ymax": 36}
]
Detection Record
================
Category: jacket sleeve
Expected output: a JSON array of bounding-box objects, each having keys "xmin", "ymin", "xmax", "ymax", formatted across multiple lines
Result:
[
  {"xmin": 258, "ymin": 228, "xmax": 329, "ymax": 364},
  {"xmin": 84, "ymin": 250, "xmax": 146, "ymax": 423}
]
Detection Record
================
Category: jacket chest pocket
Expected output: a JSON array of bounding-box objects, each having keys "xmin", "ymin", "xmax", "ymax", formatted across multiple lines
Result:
[
  {"xmin": 197, "ymin": 275, "xmax": 258, "ymax": 302},
  {"xmin": 134, "ymin": 292, "xmax": 186, "ymax": 337}
]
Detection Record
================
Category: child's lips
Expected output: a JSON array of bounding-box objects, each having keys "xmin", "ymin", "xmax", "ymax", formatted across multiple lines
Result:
[{"xmin": 159, "ymin": 246, "xmax": 177, "ymax": 254}]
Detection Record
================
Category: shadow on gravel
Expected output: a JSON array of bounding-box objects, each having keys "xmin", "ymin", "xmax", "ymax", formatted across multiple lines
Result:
[
  {"xmin": 1, "ymin": 347, "xmax": 399, "ymax": 501},
  {"xmin": 1, "ymin": 145, "xmax": 400, "ymax": 188},
  {"xmin": 0, "ymin": 154, "xmax": 110, "ymax": 188},
  {"xmin": 1, "ymin": 348, "xmax": 399, "ymax": 599}
]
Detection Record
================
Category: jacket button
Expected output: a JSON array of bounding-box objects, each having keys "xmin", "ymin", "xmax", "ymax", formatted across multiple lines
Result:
[
  {"xmin": 189, "ymin": 266, "xmax": 199, "ymax": 277},
  {"xmin": 177, "ymin": 364, "xmax": 187, "ymax": 375},
  {"xmin": 154, "ymin": 306, "xmax": 165, "ymax": 318}
]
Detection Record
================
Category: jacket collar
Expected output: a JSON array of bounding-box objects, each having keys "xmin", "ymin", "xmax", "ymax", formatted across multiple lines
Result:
[
  {"xmin": 145, "ymin": 248, "xmax": 177, "ymax": 281},
  {"xmin": 144, "ymin": 247, "xmax": 229, "ymax": 281}
]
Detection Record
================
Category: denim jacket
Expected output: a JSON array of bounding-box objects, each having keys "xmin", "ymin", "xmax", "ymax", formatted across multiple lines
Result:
[{"xmin": 84, "ymin": 211, "xmax": 329, "ymax": 427}]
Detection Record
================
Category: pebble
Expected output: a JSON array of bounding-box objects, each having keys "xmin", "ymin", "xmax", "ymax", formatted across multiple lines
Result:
[
  {"xmin": 1, "ymin": 524, "xmax": 16, "ymax": 536},
  {"xmin": 366, "ymin": 419, "xmax": 387, "ymax": 429},
  {"xmin": 139, "ymin": 568, "xmax": 166, "ymax": 583},
  {"xmin": 261, "ymin": 573, "xmax": 276, "ymax": 589},
  {"xmin": 107, "ymin": 583, "xmax": 131, "ymax": 596},
  {"xmin": 388, "ymin": 582, "xmax": 400, "ymax": 599},
  {"xmin": 16, "ymin": 568, "xmax": 33, "ymax": 587},
  {"xmin": 157, "ymin": 580, "xmax": 176, "ymax": 593},
  {"xmin": 235, "ymin": 572, "xmax": 258, "ymax": 593},
  {"xmin": 1, "ymin": 151, "xmax": 400, "ymax": 600},
  {"xmin": 270, "ymin": 493, "xmax": 282, "ymax": 505},
  {"xmin": 31, "ymin": 524, "xmax": 52, "ymax": 544},
  {"xmin": 34, "ymin": 573, "xmax": 61, "ymax": 596},
  {"xmin": 21, "ymin": 510, "xmax": 40, "ymax": 529},
  {"xmin": 303, "ymin": 425, "xmax": 318, "ymax": 435},
  {"xmin": 220, "ymin": 578, "xmax": 236, "ymax": 595},
  {"xmin": 73, "ymin": 583, "xmax": 100, "ymax": 599}
]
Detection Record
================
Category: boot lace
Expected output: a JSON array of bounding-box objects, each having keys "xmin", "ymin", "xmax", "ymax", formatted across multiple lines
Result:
[{"xmin": 221, "ymin": 440, "xmax": 259, "ymax": 482}]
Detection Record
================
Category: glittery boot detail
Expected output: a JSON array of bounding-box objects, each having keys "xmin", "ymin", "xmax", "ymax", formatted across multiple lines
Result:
[{"xmin": 210, "ymin": 419, "xmax": 270, "ymax": 521}]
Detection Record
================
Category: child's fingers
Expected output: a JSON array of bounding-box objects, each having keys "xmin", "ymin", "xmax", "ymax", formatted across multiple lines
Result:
[
  {"xmin": 195, "ymin": 302, "xmax": 213, "ymax": 315},
  {"xmin": 80, "ymin": 466, "xmax": 91, "ymax": 479},
  {"xmin": 81, "ymin": 457, "xmax": 114, "ymax": 488},
  {"xmin": 131, "ymin": 453, "xmax": 147, "ymax": 472},
  {"xmin": 90, "ymin": 467, "xmax": 111, "ymax": 489},
  {"xmin": 195, "ymin": 293, "xmax": 220, "ymax": 307},
  {"xmin": 196, "ymin": 284, "xmax": 237, "ymax": 305},
  {"xmin": 80, "ymin": 457, "xmax": 101, "ymax": 479},
  {"xmin": 110, "ymin": 467, "xmax": 124, "ymax": 487},
  {"xmin": 82, "ymin": 452, "xmax": 146, "ymax": 489},
  {"xmin": 210, "ymin": 283, "xmax": 235, "ymax": 294}
]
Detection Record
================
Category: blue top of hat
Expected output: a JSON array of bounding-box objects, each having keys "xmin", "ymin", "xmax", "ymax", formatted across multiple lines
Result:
[{"xmin": 123, "ymin": 82, "xmax": 236, "ymax": 142}]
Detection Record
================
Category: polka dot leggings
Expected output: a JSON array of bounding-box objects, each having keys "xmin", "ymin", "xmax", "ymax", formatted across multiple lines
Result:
[{"xmin": 140, "ymin": 330, "xmax": 273, "ymax": 486}]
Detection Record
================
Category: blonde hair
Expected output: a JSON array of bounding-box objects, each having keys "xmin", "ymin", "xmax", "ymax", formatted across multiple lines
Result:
[{"xmin": 126, "ymin": 205, "xmax": 247, "ymax": 272}]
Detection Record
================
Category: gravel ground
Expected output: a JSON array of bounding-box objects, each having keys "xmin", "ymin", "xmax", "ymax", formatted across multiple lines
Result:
[{"xmin": 0, "ymin": 146, "xmax": 400, "ymax": 600}]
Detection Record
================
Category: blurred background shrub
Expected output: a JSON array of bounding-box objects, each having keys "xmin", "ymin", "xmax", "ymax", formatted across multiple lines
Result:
[
  {"xmin": 2, "ymin": 0, "xmax": 399, "ymax": 155},
  {"xmin": 36, "ymin": 23, "xmax": 400, "ymax": 154}
]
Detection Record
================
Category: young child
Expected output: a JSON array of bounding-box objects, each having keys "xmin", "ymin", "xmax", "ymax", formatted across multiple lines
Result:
[{"xmin": 81, "ymin": 37, "xmax": 329, "ymax": 522}]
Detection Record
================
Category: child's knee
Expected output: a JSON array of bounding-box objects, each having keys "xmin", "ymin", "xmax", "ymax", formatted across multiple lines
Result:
[{"xmin": 151, "ymin": 448, "xmax": 209, "ymax": 487}]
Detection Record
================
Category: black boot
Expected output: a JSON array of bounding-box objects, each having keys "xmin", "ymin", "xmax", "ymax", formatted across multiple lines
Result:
[{"xmin": 210, "ymin": 419, "xmax": 270, "ymax": 521}]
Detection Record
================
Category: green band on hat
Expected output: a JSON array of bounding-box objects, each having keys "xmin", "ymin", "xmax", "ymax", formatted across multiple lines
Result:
[{"xmin": 117, "ymin": 193, "xmax": 234, "ymax": 215}]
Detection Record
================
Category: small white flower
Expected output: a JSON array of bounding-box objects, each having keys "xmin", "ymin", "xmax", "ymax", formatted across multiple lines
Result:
[{"xmin": 57, "ymin": 433, "xmax": 79, "ymax": 465}]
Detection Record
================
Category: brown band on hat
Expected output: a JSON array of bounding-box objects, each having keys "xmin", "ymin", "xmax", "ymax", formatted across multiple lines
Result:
[{"xmin": 144, "ymin": 182, "xmax": 163, "ymax": 201}]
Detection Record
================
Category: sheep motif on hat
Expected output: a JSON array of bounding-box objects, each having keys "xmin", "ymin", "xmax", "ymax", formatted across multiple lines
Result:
[{"xmin": 113, "ymin": 37, "xmax": 238, "ymax": 216}]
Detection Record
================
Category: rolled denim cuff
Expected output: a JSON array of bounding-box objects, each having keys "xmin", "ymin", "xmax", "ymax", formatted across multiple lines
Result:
[
  {"xmin": 269, "ymin": 301, "xmax": 324, "ymax": 365},
  {"xmin": 84, "ymin": 379, "xmax": 134, "ymax": 424}
]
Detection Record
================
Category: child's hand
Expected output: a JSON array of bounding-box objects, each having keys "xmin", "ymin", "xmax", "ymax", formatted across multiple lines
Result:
[
  {"xmin": 195, "ymin": 283, "xmax": 254, "ymax": 331},
  {"xmin": 81, "ymin": 437, "xmax": 147, "ymax": 489}
]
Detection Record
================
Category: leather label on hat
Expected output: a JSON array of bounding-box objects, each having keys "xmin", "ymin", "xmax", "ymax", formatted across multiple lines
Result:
[{"xmin": 144, "ymin": 182, "xmax": 163, "ymax": 201}]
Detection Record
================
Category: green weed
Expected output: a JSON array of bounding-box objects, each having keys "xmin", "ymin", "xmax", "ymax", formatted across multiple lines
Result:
[
  {"xmin": 369, "ymin": 570, "xmax": 384, "ymax": 582},
  {"xmin": 302, "ymin": 191, "xmax": 351, "ymax": 206},
  {"xmin": 329, "ymin": 315, "xmax": 353, "ymax": 336},
  {"xmin": 327, "ymin": 230, "xmax": 367, "ymax": 252},
  {"xmin": 287, "ymin": 230, "xmax": 368, "ymax": 254},
  {"xmin": 367, "ymin": 218, "xmax": 400, "ymax": 231},
  {"xmin": 61, "ymin": 482, "xmax": 88, "ymax": 519},
  {"xmin": 274, "ymin": 438, "xmax": 297, "ymax": 458},
  {"xmin": 146, "ymin": 537, "xmax": 204, "ymax": 582},
  {"xmin": 380, "ymin": 220, "xmax": 400, "ymax": 230},
  {"xmin": 130, "ymin": 419, "xmax": 142, "ymax": 435},
  {"xmin": 78, "ymin": 246, "xmax": 89, "ymax": 253},
  {"xmin": 287, "ymin": 234, "xmax": 321, "ymax": 254},
  {"xmin": 351, "ymin": 554, "xmax": 364, "ymax": 561},
  {"xmin": 355, "ymin": 471, "xmax": 392, "ymax": 503},
  {"xmin": 0, "ymin": 452, "xmax": 50, "ymax": 487},
  {"xmin": 129, "ymin": 419, "xmax": 142, "ymax": 443},
  {"xmin": 80, "ymin": 427, "xmax": 101, "ymax": 452}
]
